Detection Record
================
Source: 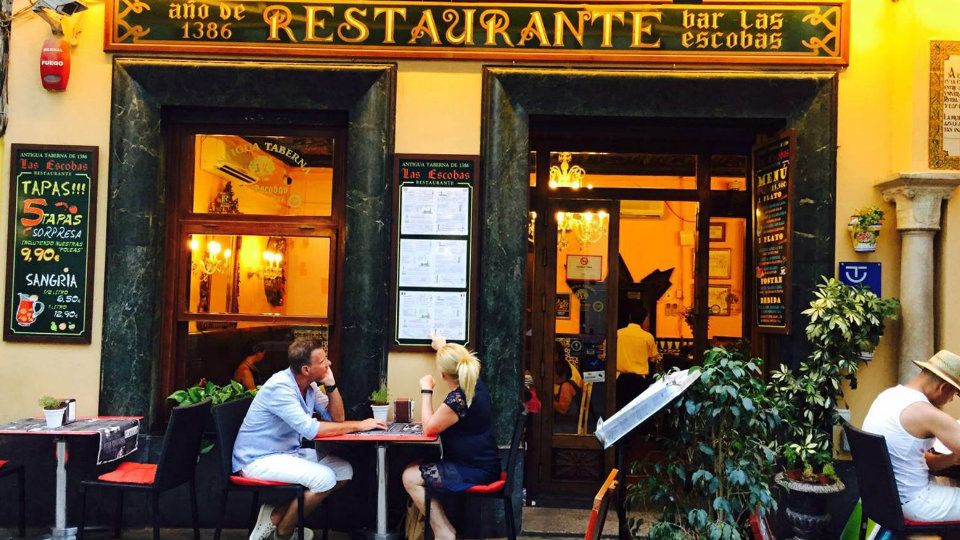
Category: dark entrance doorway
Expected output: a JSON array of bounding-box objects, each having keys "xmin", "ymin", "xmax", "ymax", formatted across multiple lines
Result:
[{"xmin": 525, "ymin": 120, "xmax": 768, "ymax": 496}]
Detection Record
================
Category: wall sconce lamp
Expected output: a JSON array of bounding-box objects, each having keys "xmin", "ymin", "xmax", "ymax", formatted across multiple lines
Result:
[{"xmin": 189, "ymin": 237, "xmax": 232, "ymax": 276}]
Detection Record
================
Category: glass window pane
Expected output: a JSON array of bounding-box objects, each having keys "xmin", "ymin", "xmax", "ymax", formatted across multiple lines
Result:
[
  {"xmin": 187, "ymin": 234, "xmax": 331, "ymax": 317},
  {"xmin": 193, "ymin": 134, "xmax": 334, "ymax": 217},
  {"xmin": 184, "ymin": 323, "xmax": 329, "ymax": 387},
  {"xmin": 548, "ymin": 152, "xmax": 697, "ymax": 190},
  {"xmin": 707, "ymin": 218, "xmax": 745, "ymax": 343}
]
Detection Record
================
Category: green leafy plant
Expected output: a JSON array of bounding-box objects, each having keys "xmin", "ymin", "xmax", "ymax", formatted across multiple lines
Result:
[
  {"xmin": 369, "ymin": 384, "xmax": 390, "ymax": 405},
  {"xmin": 769, "ymin": 277, "xmax": 900, "ymax": 482},
  {"xmin": 629, "ymin": 346, "xmax": 779, "ymax": 540},
  {"xmin": 848, "ymin": 206, "xmax": 885, "ymax": 233},
  {"xmin": 167, "ymin": 378, "xmax": 257, "ymax": 407},
  {"xmin": 39, "ymin": 395, "xmax": 65, "ymax": 410}
]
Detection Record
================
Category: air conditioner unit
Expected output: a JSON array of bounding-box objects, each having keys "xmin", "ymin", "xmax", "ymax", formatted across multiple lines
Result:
[
  {"xmin": 199, "ymin": 135, "xmax": 270, "ymax": 185},
  {"xmin": 621, "ymin": 200, "xmax": 664, "ymax": 218}
]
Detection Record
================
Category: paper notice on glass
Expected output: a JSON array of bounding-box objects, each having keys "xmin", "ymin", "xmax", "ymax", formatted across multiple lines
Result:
[
  {"xmin": 400, "ymin": 186, "xmax": 470, "ymax": 236},
  {"xmin": 594, "ymin": 369, "xmax": 698, "ymax": 449},
  {"xmin": 398, "ymin": 239, "xmax": 468, "ymax": 289},
  {"xmin": 397, "ymin": 290, "xmax": 467, "ymax": 341}
]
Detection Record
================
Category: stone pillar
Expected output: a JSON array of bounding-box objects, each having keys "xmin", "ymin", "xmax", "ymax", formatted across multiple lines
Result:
[{"xmin": 877, "ymin": 173, "xmax": 960, "ymax": 383}]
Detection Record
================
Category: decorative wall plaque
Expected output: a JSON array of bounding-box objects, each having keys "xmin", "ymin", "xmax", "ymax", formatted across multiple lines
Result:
[{"xmin": 930, "ymin": 41, "xmax": 960, "ymax": 169}]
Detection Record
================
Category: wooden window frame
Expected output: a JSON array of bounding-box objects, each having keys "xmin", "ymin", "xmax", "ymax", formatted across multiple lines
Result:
[{"xmin": 158, "ymin": 121, "xmax": 347, "ymax": 419}]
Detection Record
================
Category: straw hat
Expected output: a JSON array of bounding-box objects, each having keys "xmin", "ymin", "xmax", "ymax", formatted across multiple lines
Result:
[{"xmin": 914, "ymin": 350, "xmax": 960, "ymax": 392}]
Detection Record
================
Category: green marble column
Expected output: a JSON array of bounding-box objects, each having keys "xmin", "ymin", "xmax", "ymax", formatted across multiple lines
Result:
[{"xmin": 102, "ymin": 59, "xmax": 395, "ymax": 423}]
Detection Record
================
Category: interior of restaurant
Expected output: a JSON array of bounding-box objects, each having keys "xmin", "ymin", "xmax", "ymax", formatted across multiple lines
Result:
[{"xmin": 524, "ymin": 142, "xmax": 751, "ymax": 495}]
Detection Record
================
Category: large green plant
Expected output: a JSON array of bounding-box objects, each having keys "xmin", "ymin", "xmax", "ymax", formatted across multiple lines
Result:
[
  {"xmin": 629, "ymin": 346, "xmax": 779, "ymax": 540},
  {"xmin": 168, "ymin": 378, "xmax": 257, "ymax": 407},
  {"xmin": 769, "ymin": 277, "xmax": 900, "ymax": 481}
]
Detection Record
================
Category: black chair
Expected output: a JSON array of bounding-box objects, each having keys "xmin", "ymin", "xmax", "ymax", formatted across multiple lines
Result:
[
  {"xmin": 424, "ymin": 404, "xmax": 528, "ymax": 540},
  {"xmin": 78, "ymin": 400, "xmax": 212, "ymax": 540},
  {"xmin": 212, "ymin": 397, "xmax": 313, "ymax": 540},
  {"xmin": 843, "ymin": 421, "xmax": 960, "ymax": 539},
  {"xmin": 0, "ymin": 459, "xmax": 26, "ymax": 537}
]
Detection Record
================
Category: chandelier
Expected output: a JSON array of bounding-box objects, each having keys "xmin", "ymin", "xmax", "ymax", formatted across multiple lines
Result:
[
  {"xmin": 189, "ymin": 237, "xmax": 232, "ymax": 276},
  {"xmin": 549, "ymin": 152, "xmax": 592, "ymax": 190},
  {"xmin": 556, "ymin": 210, "xmax": 608, "ymax": 248}
]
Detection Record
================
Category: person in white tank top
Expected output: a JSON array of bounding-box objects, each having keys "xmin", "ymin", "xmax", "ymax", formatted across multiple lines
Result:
[{"xmin": 862, "ymin": 350, "xmax": 960, "ymax": 522}]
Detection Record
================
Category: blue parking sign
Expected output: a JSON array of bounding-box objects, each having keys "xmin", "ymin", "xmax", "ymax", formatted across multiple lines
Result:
[{"xmin": 839, "ymin": 262, "xmax": 881, "ymax": 296}]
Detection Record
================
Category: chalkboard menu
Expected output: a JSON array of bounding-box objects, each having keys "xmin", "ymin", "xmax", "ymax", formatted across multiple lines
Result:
[
  {"xmin": 4, "ymin": 145, "xmax": 98, "ymax": 343},
  {"xmin": 752, "ymin": 132, "xmax": 795, "ymax": 334},
  {"xmin": 392, "ymin": 155, "xmax": 478, "ymax": 348}
]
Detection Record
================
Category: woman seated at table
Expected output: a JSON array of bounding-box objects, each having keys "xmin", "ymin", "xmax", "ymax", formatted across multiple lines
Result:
[{"xmin": 401, "ymin": 338, "xmax": 500, "ymax": 540}]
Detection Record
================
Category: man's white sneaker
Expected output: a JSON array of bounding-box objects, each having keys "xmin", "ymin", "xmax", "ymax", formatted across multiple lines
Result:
[{"xmin": 249, "ymin": 504, "xmax": 276, "ymax": 540}]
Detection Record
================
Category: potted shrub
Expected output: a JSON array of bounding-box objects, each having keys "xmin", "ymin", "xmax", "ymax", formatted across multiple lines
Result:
[
  {"xmin": 628, "ymin": 345, "xmax": 779, "ymax": 540},
  {"xmin": 168, "ymin": 378, "xmax": 258, "ymax": 452},
  {"xmin": 769, "ymin": 278, "xmax": 900, "ymax": 539},
  {"xmin": 39, "ymin": 395, "xmax": 66, "ymax": 428},
  {"xmin": 369, "ymin": 384, "xmax": 390, "ymax": 422},
  {"xmin": 847, "ymin": 206, "xmax": 885, "ymax": 252}
]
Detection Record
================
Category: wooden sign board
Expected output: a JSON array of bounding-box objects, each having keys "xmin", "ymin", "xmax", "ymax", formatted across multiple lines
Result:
[
  {"xmin": 751, "ymin": 131, "xmax": 794, "ymax": 334},
  {"xmin": 5, "ymin": 145, "xmax": 98, "ymax": 343}
]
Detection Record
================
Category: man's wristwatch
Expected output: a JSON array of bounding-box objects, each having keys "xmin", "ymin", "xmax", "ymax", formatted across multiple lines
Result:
[{"xmin": 324, "ymin": 384, "xmax": 338, "ymax": 394}]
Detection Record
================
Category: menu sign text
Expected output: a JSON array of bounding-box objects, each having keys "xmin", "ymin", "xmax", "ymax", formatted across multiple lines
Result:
[
  {"xmin": 4, "ymin": 145, "xmax": 98, "ymax": 343},
  {"xmin": 752, "ymin": 132, "xmax": 794, "ymax": 334},
  {"xmin": 392, "ymin": 155, "xmax": 478, "ymax": 348}
]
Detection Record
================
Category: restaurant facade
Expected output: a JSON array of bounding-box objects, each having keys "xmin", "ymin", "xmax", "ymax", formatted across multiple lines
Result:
[{"xmin": 2, "ymin": 0, "xmax": 960, "ymax": 532}]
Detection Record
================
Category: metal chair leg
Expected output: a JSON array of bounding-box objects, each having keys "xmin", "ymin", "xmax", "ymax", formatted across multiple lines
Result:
[
  {"xmin": 321, "ymin": 497, "xmax": 329, "ymax": 540},
  {"xmin": 152, "ymin": 491, "xmax": 161, "ymax": 540},
  {"xmin": 424, "ymin": 490, "xmax": 433, "ymax": 540},
  {"xmin": 297, "ymin": 490, "xmax": 305, "ymax": 540},
  {"xmin": 215, "ymin": 488, "xmax": 230, "ymax": 540},
  {"xmin": 249, "ymin": 491, "xmax": 260, "ymax": 534},
  {"xmin": 190, "ymin": 480, "xmax": 200, "ymax": 540},
  {"xmin": 77, "ymin": 485, "xmax": 88, "ymax": 540},
  {"xmin": 15, "ymin": 466, "xmax": 25, "ymax": 538},
  {"xmin": 504, "ymin": 495, "xmax": 516, "ymax": 540},
  {"xmin": 114, "ymin": 490, "xmax": 124, "ymax": 537}
]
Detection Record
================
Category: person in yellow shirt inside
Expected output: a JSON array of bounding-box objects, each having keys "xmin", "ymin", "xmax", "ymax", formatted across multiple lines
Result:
[{"xmin": 616, "ymin": 308, "xmax": 660, "ymax": 410}]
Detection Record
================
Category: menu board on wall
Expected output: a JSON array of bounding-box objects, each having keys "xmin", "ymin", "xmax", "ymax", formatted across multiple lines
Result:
[
  {"xmin": 4, "ymin": 145, "xmax": 98, "ymax": 343},
  {"xmin": 752, "ymin": 131, "xmax": 795, "ymax": 334},
  {"xmin": 392, "ymin": 155, "xmax": 478, "ymax": 348}
]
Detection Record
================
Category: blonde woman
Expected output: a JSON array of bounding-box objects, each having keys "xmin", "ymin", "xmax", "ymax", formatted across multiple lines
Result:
[{"xmin": 401, "ymin": 340, "xmax": 500, "ymax": 540}]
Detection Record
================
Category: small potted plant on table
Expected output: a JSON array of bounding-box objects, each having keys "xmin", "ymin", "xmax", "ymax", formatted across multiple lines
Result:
[
  {"xmin": 369, "ymin": 384, "xmax": 390, "ymax": 422},
  {"xmin": 847, "ymin": 206, "xmax": 885, "ymax": 252},
  {"xmin": 39, "ymin": 396, "xmax": 66, "ymax": 428}
]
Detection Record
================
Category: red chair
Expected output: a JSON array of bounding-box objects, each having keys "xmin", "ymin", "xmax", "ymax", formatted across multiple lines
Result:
[
  {"xmin": 424, "ymin": 404, "xmax": 527, "ymax": 540},
  {"xmin": 212, "ymin": 397, "xmax": 316, "ymax": 540},
  {"xmin": 0, "ymin": 459, "xmax": 26, "ymax": 537},
  {"xmin": 584, "ymin": 469, "xmax": 618, "ymax": 540},
  {"xmin": 77, "ymin": 400, "xmax": 212, "ymax": 540},
  {"xmin": 843, "ymin": 421, "xmax": 960, "ymax": 539}
]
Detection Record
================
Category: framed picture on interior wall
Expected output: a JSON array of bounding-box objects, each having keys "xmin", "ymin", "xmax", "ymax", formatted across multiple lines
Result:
[
  {"xmin": 707, "ymin": 285, "xmax": 731, "ymax": 317},
  {"xmin": 556, "ymin": 293, "xmax": 571, "ymax": 320},
  {"xmin": 709, "ymin": 222, "xmax": 726, "ymax": 242},
  {"xmin": 708, "ymin": 248, "xmax": 732, "ymax": 279},
  {"xmin": 930, "ymin": 41, "xmax": 960, "ymax": 169}
]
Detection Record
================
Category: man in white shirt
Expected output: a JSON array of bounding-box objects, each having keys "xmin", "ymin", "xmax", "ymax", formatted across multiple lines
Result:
[{"xmin": 862, "ymin": 349, "xmax": 960, "ymax": 521}]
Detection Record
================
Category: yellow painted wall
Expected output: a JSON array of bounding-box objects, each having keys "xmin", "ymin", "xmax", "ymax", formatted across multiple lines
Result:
[{"xmin": 1, "ymin": 0, "xmax": 959, "ymax": 428}]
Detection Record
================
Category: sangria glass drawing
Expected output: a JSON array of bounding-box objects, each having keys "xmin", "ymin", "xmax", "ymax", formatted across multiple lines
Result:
[{"xmin": 16, "ymin": 293, "xmax": 44, "ymax": 326}]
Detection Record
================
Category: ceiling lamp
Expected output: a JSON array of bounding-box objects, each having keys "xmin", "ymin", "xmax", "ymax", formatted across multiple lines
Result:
[{"xmin": 549, "ymin": 152, "xmax": 591, "ymax": 190}]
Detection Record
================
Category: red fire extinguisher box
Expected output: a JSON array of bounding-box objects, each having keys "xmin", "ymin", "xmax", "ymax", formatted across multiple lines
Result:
[{"xmin": 40, "ymin": 37, "xmax": 70, "ymax": 91}]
